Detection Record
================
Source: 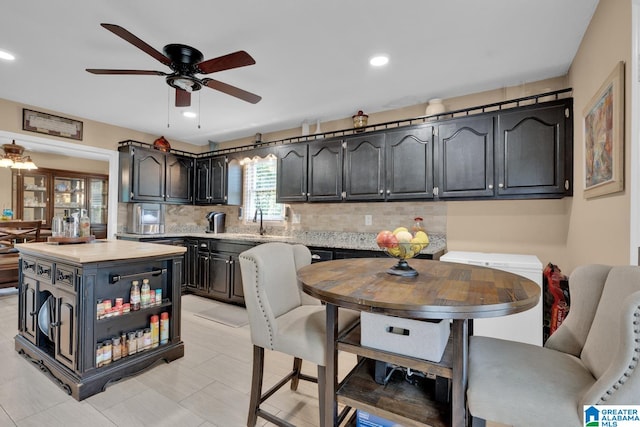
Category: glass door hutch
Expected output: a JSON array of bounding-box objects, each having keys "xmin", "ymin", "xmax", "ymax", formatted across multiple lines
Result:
[{"xmin": 12, "ymin": 168, "xmax": 108, "ymax": 238}]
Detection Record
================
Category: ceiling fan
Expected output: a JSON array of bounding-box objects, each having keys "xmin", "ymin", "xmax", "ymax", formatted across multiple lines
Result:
[{"xmin": 86, "ymin": 23, "xmax": 261, "ymax": 107}]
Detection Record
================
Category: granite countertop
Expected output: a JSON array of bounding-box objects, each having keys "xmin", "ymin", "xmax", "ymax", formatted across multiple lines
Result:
[
  {"xmin": 16, "ymin": 239, "xmax": 186, "ymax": 264},
  {"xmin": 117, "ymin": 230, "xmax": 447, "ymax": 256}
]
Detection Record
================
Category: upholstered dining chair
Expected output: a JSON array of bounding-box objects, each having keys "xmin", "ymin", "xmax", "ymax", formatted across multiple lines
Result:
[
  {"xmin": 467, "ymin": 264, "xmax": 640, "ymax": 427},
  {"xmin": 239, "ymin": 242, "xmax": 359, "ymax": 427}
]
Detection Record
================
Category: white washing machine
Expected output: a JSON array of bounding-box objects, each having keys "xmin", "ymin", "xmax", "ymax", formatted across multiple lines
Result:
[{"xmin": 440, "ymin": 251, "xmax": 543, "ymax": 346}]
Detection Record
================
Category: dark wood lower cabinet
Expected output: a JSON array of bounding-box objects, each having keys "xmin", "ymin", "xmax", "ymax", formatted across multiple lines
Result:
[
  {"xmin": 208, "ymin": 253, "xmax": 231, "ymax": 299},
  {"xmin": 183, "ymin": 239, "xmax": 254, "ymax": 306}
]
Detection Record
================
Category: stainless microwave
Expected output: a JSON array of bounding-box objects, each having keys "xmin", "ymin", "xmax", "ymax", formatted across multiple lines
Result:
[{"xmin": 127, "ymin": 203, "xmax": 165, "ymax": 235}]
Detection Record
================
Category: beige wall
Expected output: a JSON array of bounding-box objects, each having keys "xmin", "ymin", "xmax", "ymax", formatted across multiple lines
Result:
[
  {"xmin": 0, "ymin": 97, "xmax": 202, "ymax": 220},
  {"xmin": 565, "ymin": 0, "xmax": 632, "ymax": 270},
  {"xmin": 0, "ymin": 98, "xmax": 201, "ymax": 154}
]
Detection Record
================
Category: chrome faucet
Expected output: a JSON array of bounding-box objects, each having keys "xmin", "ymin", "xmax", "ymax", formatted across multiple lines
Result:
[{"xmin": 253, "ymin": 208, "xmax": 265, "ymax": 235}]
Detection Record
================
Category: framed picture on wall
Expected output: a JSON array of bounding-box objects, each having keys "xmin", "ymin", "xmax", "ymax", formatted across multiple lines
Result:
[{"xmin": 583, "ymin": 60, "xmax": 625, "ymax": 199}]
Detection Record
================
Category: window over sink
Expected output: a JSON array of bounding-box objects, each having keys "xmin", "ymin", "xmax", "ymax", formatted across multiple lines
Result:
[{"xmin": 242, "ymin": 155, "xmax": 284, "ymax": 222}]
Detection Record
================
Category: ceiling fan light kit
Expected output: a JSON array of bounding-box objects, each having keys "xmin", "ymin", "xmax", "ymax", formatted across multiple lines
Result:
[{"xmin": 86, "ymin": 24, "xmax": 261, "ymax": 108}]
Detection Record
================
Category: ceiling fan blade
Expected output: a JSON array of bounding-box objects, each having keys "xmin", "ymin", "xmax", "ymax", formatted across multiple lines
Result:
[
  {"xmin": 86, "ymin": 69, "xmax": 167, "ymax": 75},
  {"xmin": 203, "ymin": 79, "xmax": 261, "ymax": 104},
  {"xmin": 196, "ymin": 50, "xmax": 256, "ymax": 74},
  {"xmin": 101, "ymin": 23, "xmax": 171, "ymax": 66},
  {"xmin": 175, "ymin": 89, "xmax": 191, "ymax": 107}
]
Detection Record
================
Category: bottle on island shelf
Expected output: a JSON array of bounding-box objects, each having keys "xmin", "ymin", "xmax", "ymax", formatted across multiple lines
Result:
[
  {"xmin": 130, "ymin": 280, "xmax": 141, "ymax": 311},
  {"xmin": 141, "ymin": 278, "xmax": 151, "ymax": 308},
  {"xmin": 160, "ymin": 312, "xmax": 169, "ymax": 345}
]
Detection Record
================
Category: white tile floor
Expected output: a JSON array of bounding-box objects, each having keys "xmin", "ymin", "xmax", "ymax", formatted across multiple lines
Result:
[
  {"xmin": 0, "ymin": 291, "xmax": 359, "ymax": 427},
  {"xmin": 0, "ymin": 290, "xmax": 506, "ymax": 427}
]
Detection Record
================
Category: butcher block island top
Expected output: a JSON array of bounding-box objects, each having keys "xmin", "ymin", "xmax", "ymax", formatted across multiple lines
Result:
[{"xmin": 15, "ymin": 239, "xmax": 186, "ymax": 263}]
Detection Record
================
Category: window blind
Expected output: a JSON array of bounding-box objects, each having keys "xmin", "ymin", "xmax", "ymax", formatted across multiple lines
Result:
[{"xmin": 242, "ymin": 156, "xmax": 284, "ymax": 221}]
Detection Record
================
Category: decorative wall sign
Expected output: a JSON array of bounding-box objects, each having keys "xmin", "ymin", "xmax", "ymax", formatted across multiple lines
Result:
[
  {"xmin": 583, "ymin": 61, "xmax": 624, "ymax": 199},
  {"xmin": 22, "ymin": 109, "xmax": 83, "ymax": 140}
]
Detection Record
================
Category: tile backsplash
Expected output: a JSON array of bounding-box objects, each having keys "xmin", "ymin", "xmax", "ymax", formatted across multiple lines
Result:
[{"xmin": 118, "ymin": 201, "xmax": 446, "ymax": 235}]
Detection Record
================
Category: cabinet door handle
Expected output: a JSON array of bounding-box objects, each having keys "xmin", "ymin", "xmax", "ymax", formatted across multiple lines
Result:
[
  {"xmin": 488, "ymin": 184, "xmax": 493, "ymax": 189},
  {"xmin": 379, "ymin": 189, "xmax": 384, "ymax": 194},
  {"xmin": 386, "ymin": 190, "xmax": 390, "ymax": 194},
  {"xmin": 498, "ymin": 183, "xmax": 504, "ymax": 188}
]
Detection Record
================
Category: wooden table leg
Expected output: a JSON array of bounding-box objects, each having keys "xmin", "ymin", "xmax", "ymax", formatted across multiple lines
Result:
[
  {"xmin": 451, "ymin": 319, "xmax": 469, "ymax": 427},
  {"xmin": 324, "ymin": 303, "xmax": 338, "ymax": 427}
]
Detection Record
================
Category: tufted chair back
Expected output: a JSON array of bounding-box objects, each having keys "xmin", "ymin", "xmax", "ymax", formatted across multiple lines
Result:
[{"xmin": 239, "ymin": 242, "xmax": 318, "ymax": 351}]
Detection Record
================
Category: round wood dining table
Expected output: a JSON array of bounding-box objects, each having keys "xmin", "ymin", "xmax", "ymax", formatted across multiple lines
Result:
[{"xmin": 298, "ymin": 257, "xmax": 540, "ymax": 427}]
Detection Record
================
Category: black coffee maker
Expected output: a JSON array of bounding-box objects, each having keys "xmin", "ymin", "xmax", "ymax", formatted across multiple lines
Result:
[{"xmin": 206, "ymin": 212, "xmax": 226, "ymax": 233}]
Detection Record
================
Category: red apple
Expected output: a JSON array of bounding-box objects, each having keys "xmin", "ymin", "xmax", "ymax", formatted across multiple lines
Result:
[
  {"xmin": 376, "ymin": 230, "xmax": 392, "ymax": 248},
  {"xmin": 376, "ymin": 230, "xmax": 398, "ymax": 248},
  {"xmin": 386, "ymin": 233, "xmax": 399, "ymax": 248}
]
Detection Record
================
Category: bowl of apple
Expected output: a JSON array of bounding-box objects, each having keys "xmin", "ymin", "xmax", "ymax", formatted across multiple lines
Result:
[{"xmin": 376, "ymin": 227, "xmax": 430, "ymax": 277}]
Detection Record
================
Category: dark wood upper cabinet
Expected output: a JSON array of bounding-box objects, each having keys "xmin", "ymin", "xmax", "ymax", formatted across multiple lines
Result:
[
  {"xmin": 496, "ymin": 100, "xmax": 571, "ymax": 196},
  {"xmin": 119, "ymin": 94, "xmax": 573, "ymax": 207},
  {"xmin": 308, "ymin": 140, "xmax": 343, "ymax": 202},
  {"xmin": 195, "ymin": 156, "xmax": 227, "ymax": 205},
  {"xmin": 276, "ymin": 144, "xmax": 308, "ymax": 203},
  {"xmin": 130, "ymin": 147, "xmax": 165, "ymax": 202},
  {"xmin": 343, "ymin": 133, "xmax": 386, "ymax": 201},
  {"xmin": 385, "ymin": 126, "xmax": 434, "ymax": 200},
  {"xmin": 119, "ymin": 145, "xmax": 193, "ymax": 204},
  {"xmin": 165, "ymin": 154, "xmax": 193, "ymax": 204},
  {"xmin": 436, "ymin": 115, "xmax": 495, "ymax": 198}
]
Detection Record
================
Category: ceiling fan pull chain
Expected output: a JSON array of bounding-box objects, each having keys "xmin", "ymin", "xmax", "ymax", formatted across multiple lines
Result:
[
  {"xmin": 167, "ymin": 86, "xmax": 171, "ymax": 128},
  {"xmin": 198, "ymin": 92, "xmax": 201, "ymax": 129}
]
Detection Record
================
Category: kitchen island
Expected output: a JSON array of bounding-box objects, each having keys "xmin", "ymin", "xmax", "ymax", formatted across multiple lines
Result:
[{"xmin": 14, "ymin": 239, "xmax": 186, "ymax": 400}]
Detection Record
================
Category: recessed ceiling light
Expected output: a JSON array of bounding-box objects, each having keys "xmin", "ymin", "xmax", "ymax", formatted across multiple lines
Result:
[
  {"xmin": 369, "ymin": 55, "xmax": 389, "ymax": 67},
  {"xmin": 0, "ymin": 50, "xmax": 15, "ymax": 61},
  {"xmin": 182, "ymin": 111, "xmax": 197, "ymax": 118}
]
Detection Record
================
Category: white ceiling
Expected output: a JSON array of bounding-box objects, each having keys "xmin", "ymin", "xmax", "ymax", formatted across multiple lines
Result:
[{"xmin": 0, "ymin": 1, "xmax": 599, "ymax": 147}]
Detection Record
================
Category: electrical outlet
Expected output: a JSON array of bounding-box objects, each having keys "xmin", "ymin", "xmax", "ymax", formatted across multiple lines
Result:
[
  {"xmin": 365, "ymin": 215, "xmax": 372, "ymax": 226},
  {"xmin": 292, "ymin": 214, "xmax": 301, "ymax": 224}
]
